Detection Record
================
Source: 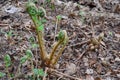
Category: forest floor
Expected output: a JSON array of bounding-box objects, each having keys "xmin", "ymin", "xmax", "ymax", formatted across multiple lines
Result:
[{"xmin": 0, "ymin": 0, "xmax": 120, "ymax": 80}]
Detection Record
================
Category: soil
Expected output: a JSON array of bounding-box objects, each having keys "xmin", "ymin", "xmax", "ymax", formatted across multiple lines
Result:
[{"xmin": 0, "ymin": 0, "xmax": 120, "ymax": 80}]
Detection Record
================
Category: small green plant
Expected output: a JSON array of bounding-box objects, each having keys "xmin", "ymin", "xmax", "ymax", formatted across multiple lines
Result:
[
  {"xmin": 56, "ymin": 15, "xmax": 62, "ymax": 28},
  {"xmin": 20, "ymin": 49, "xmax": 46, "ymax": 79},
  {"xmin": 56, "ymin": 15, "xmax": 62, "ymax": 21},
  {"xmin": 0, "ymin": 72, "xmax": 6, "ymax": 78},
  {"xmin": 108, "ymin": 31, "xmax": 113, "ymax": 36},
  {"xmin": 79, "ymin": 11, "xmax": 85, "ymax": 23},
  {"xmin": 1, "ymin": 50, "xmax": 46, "ymax": 79},
  {"xmin": 5, "ymin": 30, "xmax": 13, "ymax": 40},
  {"xmin": 29, "ymin": 37, "xmax": 38, "ymax": 48},
  {"xmin": 14, "ymin": 49, "xmax": 34, "ymax": 79},
  {"xmin": 33, "ymin": 68, "xmax": 46, "ymax": 77},
  {"xmin": 7, "ymin": 31, "xmax": 13, "ymax": 38},
  {"xmin": 45, "ymin": 0, "xmax": 51, "ymax": 3},
  {"xmin": 26, "ymin": 1, "xmax": 69, "ymax": 67},
  {"xmin": 27, "ymin": 68, "xmax": 46, "ymax": 80},
  {"xmin": 45, "ymin": 0, "xmax": 55, "ymax": 10},
  {"xmin": 20, "ymin": 49, "xmax": 33, "ymax": 64},
  {"xmin": 54, "ymin": 15, "xmax": 62, "ymax": 41},
  {"xmin": 4, "ymin": 54, "xmax": 11, "ymax": 67},
  {"xmin": 4, "ymin": 54, "xmax": 12, "ymax": 78}
]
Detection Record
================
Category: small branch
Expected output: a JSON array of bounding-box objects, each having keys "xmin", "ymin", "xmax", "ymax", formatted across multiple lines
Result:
[
  {"xmin": 90, "ymin": 19, "xmax": 95, "ymax": 38},
  {"xmin": 57, "ymin": 76, "xmax": 63, "ymax": 80},
  {"xmin": 76, "ymin": 48, "xmax": 89, "ymax": 61},
  {"xmin": 0, "ymin": 23, "xmax": 9, "ymax": 26},
  {"xmin": 68, "ymin": 40, "xmax": 90, "ymax": 48},
  {"xmin": 48, "ymin": 68, "xmax": 80, "ymax": 80}
]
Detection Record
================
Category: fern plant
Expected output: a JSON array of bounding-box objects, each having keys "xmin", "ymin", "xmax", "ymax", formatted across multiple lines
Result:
[{"xmin": 26, "ymin": 1, "xmax": 68, "ymax": 67}]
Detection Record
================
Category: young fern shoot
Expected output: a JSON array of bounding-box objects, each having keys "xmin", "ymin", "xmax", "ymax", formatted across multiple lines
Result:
[
  {"xmin": 48, "ymin": 30, "xmax": 69, "ymax": 66},
  {"xmin": 26, "ymin": 1, "xmax": 68, "ymax": 67},
  {"xmin": 26, "ymin": 2, "xmax": 48, "ymax": 62}
]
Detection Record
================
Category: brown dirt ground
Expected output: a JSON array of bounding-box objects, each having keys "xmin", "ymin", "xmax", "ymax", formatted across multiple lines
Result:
[{"xmin": 0, "ymin": 0, "xmax": 120, "ymax": 80}]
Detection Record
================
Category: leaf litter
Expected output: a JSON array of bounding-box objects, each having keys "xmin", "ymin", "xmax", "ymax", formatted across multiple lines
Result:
[{"xmin": 0, "ymin": 0, "xmax": 120, "ymax": 80}]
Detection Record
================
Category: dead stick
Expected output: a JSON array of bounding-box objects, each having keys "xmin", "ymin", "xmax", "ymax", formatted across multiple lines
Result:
[
  {"xmin": 68, "ymin": 40, "xmax": 90, "ymax": 48},
  {"xmin": 0, "ymin": 24, "xmax": 9, "ymax": 26},
  {"xmin": 76, "ymin": 49, "xmax": 88, "ymax": 62},
  {"xmin": 48, "ymin": 68, "xmax": 80, "ymax": 80}
]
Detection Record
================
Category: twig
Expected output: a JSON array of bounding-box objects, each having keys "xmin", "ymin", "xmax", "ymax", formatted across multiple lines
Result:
[
  {"xmin": 94, "ymin": 0, "xmax": 104, "ymax": 11},
  {"xmin": 0, "ymin": 23, "xmax": 9, "ymax": 26},
  {"xmin": 90, "ymin": 19, "xmax": 95, "ymax": 38},
  {"xmin": 48, "ymin": 67, "xmax": 80, "ymax": 80},
  {"xmin": 57, "ymin": 76, "xmax": 63, "ymax": 80},
  {"xmin": 75, "ymin": 48, "xmax": 89, "ymax": 62},
  {"xmin": 68, "ymin": 40, "xmax": 90, "ymax": 48}
]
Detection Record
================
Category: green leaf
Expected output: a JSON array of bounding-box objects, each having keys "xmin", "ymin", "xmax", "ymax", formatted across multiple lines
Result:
[
  {"xmin": 38, "ymin": 78, "xmax": 41, "ymax": 80},
  {"xmin": 26, "ymin": 49, "xmax": 33, "ymax": 58},
  {"xmin": 57, "ymin": 30, "xmax": 68, "ymax": 45},
  {"xmin": 37, "ymin": 24, "xmax": 44, "ymax": 31},
  {"xmin": 20, "ymin": 55, "xmax": 28, "ymax": 64},
  {"xmin": 27, "ymin": 75, "xmax": 34, "ymax": 80},
  {"xmin": 46, "ymin": 0, "xmax": 51, "ymax": 3},
  {"xmin": 0, "ymin": 72, "xmax": 6, "ymax": 78},
  {"xmin": 41, "ymin": 18, "xmax": 47, "ymax": 23},
  {"xmin": 33, "ymin": 68, "xmax": 39, "ymax": 75},
  {"xmin": 29, "ymin": 37, "xmax": 35, "ymax": 43},
  {"xmin": 7, "ymin": 30, "xmax": 13, "ymax": 37},
  {"xmin": 37, "ymin": 9, "xmax": 45, "ymax": 17},
  {"xmin": 26, "ymin": 2, "xmax": 37, "ymax": 16},
  {"xmin": 33, "ymin": 68, "xmax": 46, "ymax": 77},
  {"xmin": 4, "ymin": 54, "xmax": 11, "ymax": 67},
  {"xmin": 32, "ymin": 43, "xmax": 38, "ymax": 48},
  {"xmin": 32, "ymin": 0, "xmax": 38, "ymax": 3},
  {"xmin": 50, "ymin": 3, "xmax": 55, "ymax": 10},
  {"xmin": 10, "ymin": 73, "xmax": 14, "ymax": 78},
  {"xmin": 79, "ymin": 11, "xmax": 85, "ymax": 16},
  {"xmin": 58, "ymin": 30, "xmax": 64, "ymax": 40},
  {"xmin": 108, "ymin": 31, "xmax": 113, "ymax": 36},
  {"xmin": 38, "ymin": 69, "xmax": 45, "ymax": 76},
  {"xmin": 56, "ymin": 15, "xmax": 62, "ymax": 21}
]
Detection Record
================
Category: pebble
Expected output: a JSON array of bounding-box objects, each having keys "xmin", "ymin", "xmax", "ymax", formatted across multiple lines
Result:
[{"xmin": 86, "ymin": 68, "xmax": 94, "ymax": 74}]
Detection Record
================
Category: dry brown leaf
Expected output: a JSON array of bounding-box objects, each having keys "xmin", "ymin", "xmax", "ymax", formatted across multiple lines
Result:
[
  {"xmin": 96, "ymin": 64, "xmax": 102, "ymax": 74},
  {"xmin": 86, "ymin": 75, "xmax": 94, "ymax": 80},
  {"xmin": 95, "ymin": 77, "xmax": 102, "ymax": 80},
  {"xmin": 65, "ymin": 63, "xmax": 77, "ymax": 75}
]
